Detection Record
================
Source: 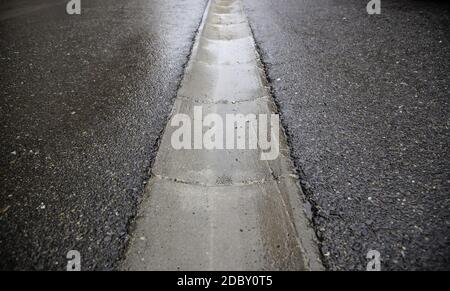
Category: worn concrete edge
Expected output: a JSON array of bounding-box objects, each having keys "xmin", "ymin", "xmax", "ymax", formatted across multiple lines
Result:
[
  {"xmin": 116, "ymin": 0, "xmax": 211, "ymax": 270},
  {"xmin": 243, "ymin": 5, "xmax": 326, "ymax": 271}
]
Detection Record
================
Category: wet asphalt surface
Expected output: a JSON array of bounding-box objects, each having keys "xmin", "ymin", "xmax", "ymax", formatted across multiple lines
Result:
[
  {"xmin": 1, "ymin": 0, "xmax": 449, "ymax": 271},
  {"xmin": 0, "ymin": 0, "xmax": 207, "ymax": 270},
  {"xmin": 244, "ymin": 0, "xmax": 449, "ymax": 270}
]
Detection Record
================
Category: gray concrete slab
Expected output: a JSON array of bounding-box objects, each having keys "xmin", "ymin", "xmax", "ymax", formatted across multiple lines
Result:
[
  {"xmin": 153, "ymin": 98, "xmax": 280, "ymax": 186},
  {"xmin": 122, "ymin": 178, "xmax": 307, "ymax": 270},
  {"xmin": 207, "ymin": 12, "xmax": 247, "ymax": 25},
  {"xmin": 179, "ymin": 62, "xmax": 268, "ymax": 103},
  {"xmin": 193, "ymin": 38, "xmax": 257, "ymax": 65}
]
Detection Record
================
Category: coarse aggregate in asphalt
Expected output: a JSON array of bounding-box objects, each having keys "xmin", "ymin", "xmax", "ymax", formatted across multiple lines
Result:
[
  {"xmin": 0, "ymin": 0, "xmax": 207, "ymax": 270},
  {"xmin": 244, "ymin": 0, "xmax": 450, "ymax": 270}
]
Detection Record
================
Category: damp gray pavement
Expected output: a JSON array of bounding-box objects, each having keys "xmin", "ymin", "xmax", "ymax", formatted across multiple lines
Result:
[
  {"xmin": 244, "ymin": 0, "xmax": 450, "ymax": 270},
  {"xmin": 0, "ymin": 0, "xmax": 207, "ymax": 270},
  {"xmin": 1, "ymin": 0, "xmax": 449, "ymax": 271}
]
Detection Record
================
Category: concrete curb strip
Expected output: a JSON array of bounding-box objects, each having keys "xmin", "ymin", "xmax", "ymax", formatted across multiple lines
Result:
[{"xmin": 121, "ymin": 0, "xmax": 324, "ymax": 271}]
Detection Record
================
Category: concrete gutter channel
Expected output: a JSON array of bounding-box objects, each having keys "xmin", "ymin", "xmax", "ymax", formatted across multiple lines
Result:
[{"xmin": 121, "ymin": 0, "xmax": 323, "ymax": 271}]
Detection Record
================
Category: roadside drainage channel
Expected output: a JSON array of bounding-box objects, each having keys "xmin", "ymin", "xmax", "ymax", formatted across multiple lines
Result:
[{"xmin": 121, "ymin": 0, "xmax": 323, "ymax": 271}]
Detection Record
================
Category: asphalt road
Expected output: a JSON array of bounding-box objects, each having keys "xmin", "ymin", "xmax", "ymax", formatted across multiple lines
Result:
[
  {"xmin": 1, "ymin": 0, "xmax": 449, "ymax": 271},
  {"xmin": 0, "ymin": 0, "xmax": 207, "ymax": 270},
  {"xmin": 244, "ymin": 0, "xmax": 450, "ymax": 270}
]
